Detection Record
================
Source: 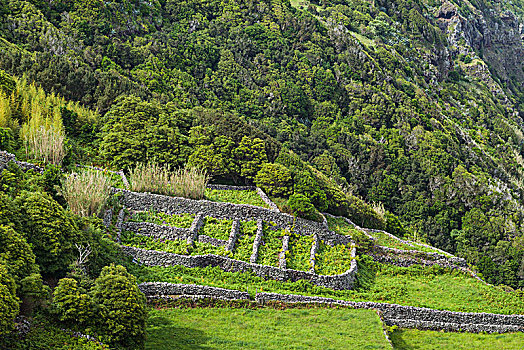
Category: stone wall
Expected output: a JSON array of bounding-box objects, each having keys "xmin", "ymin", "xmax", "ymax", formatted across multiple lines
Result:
[
  {"xmin": 114, "ymin": 189, "xmax": 326, "ymax": 236},
  {"xmin": 254, "ymin": 293, "xmax": 524, "ymax": 333},
  {"xmin": 122, "ymin": 245, "xmax": 357, "ymax": 290},
  {"xmin": 138, "ymin": 282, "xmax": 250, "ymax": 300},
  {"xmin": 137, "ymin": 282, "xmax": 524, "ymax": 333},
  {"xmin": 0, "ymin": 150, "xmax": 44, "ymax": 173}
]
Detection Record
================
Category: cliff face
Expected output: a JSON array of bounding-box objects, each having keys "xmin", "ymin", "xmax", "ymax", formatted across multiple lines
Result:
[{"xmin": 435, "ymin": 0, "xmax": 524, "ymax": 107}]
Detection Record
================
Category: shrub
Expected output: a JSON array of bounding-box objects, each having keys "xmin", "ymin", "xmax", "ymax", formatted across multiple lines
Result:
[
  {"xmin": 294, "ymin": 171, "xmax": 328, "ymax": 211},
  {"xmin": 52, "ymin": 278, "xmax": 92, "ymax": 325},
  {"xmin": 91, "ymin": 264, "xmax": 147, "ymax": 349},
  {"xmin": 61, "ymin": 170, "xmax": 112, "ymax": 217},
  {"xmin": 255, "ymin": 163, "xmax": 293, "ymax": 197},
  {"xmin": 17, "ymin": 191, "xmax": 79, "ymax": 275},
  {"xmin": 288, "ymin": 193, "xmax": 321, "ymax": 221},
  {"xmin": 0, "ymin": 264, "xmax": 19, "ymax": 336},
  {"xmin": 0, "ymin": 225, "xmax": 38, "ymax": 282},
  {"xmin": 129, "ymin": 162, "xmax": 209, "ymax": 199}
]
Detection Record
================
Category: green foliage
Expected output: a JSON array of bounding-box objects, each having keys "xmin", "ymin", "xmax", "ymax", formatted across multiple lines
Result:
[
  {"xmin": 314, "ymin": 242, "xmax": 354, "ymax": 275},
  {"xmin": 0, "ymin": 263, "xmax": 18, "ymax": 336},
  {"xmin": 0, "ymin": 225, "xmax": 38, "ymax": 282},
  {"xmin": 0, "ymin": 69, "xmax": 15, "ymax": 95},
  {"xmin": 287, "ymin": 193, "xmax": 320, "ymax": 221},
  {"xmin": 286, "ymin": 233, "xmax": 314, "ymax": 271},
  {"xmin": 293, "ymin": 170, "xmax": 328, "ymax": 211},
  {"xmin": 201, "ymin": 217, "xmax": 233, "ymax": 241},
  {"xmin": 52, "ymin": 278, "xmax": 92, "ymax": 324},
  {"xmin": 233, "ymin": 136, "xmax": 268, "ymax": 181},
  {"xmin": 99, "ymin": 96, "xmax": 192, "ymax": 170},
  {"xmin": 231, "ymin": 220, "xmax": 257, "ymax": 262},
  {"xmin": 256, "ymin": 224, "xmax": 285, "ymax": 267},
  {"xmin": 16, "ymin": 190, "xmax": 79, "ymax": 275},
  {"xmin": 91, "ymin": 264, "xmax": 147, "ymax": 349},
  {"xmin": 205, "ymin": 189, "xmax": 269, "ymax": 208},
  {"xmin": 255, "ymin": 163, "xmax": 293, "ymax": 197}
]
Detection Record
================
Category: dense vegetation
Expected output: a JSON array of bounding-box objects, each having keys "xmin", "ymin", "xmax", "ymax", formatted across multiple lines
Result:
[
  {"xmin": 1, "ymin": 0, "xmax": 524, "ymax": 288},
  {"xmin": 2, "ymin": 0, "xmax": 524, "ymax": 347}
]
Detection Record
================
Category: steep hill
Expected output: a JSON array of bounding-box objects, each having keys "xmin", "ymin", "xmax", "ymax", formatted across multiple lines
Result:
[{"xmin": 1, "ymin": 0, "xmax": 524, "ymax": 289}]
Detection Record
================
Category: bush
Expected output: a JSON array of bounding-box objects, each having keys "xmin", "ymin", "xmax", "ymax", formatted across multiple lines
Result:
[
  {"xmin": 17, "ymin": 191, "xmax": 79, "ymax": 275},
  {"xmin": 61, "ymin": 170, "xmax": 112, "ymax": 217},
  {"xmin": 129, "ymin": 162, "xmax": 209, "ymax": 199},
  {"xmin": 255, "ymin": 163, "xmax": 293, "ymax": 197},
  {"xmin": 0, "ymin": 264, "xmax": 19, "ymax": 336},
  {"xmin": 294, "ymin": 171, "xmax": 328, "ymax": 211},
  {"xmin": 53, "ymin": 278, "xmax": 92, "ymax": 325},
  {"xmin": 0, "ymin": 225, "xmax": 38, "ymax": 282},
  {"xmin": 91, "ymin": 264, "xmax": 147, "ymax": 349},
  {"xmin": 288, "ymin": 193, "xmax": 321, "ymax": 221}
]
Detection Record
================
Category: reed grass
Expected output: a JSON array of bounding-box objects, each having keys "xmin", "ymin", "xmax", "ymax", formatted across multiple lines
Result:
[
  {"xmin": 129, "ymin": 162, "xmax": 209, "ymax": 199},
  {"xmin": 61, "ymin": 169, "xmax": 112, "ymax": 217}
]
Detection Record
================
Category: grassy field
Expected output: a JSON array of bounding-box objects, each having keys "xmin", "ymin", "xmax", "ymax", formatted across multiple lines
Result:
[
  {"xmin": 146, "ymin": 307, "xmax": 391, "ymax": 350},
  {"xmin": 130, "ymin": 261, "xmax": 524, "ymax": 315},
  {"xmin": 390, "ymin": 328, "xmax": 524, "ymax": 349},
  {"xmin": 204, "ymin": 189, "xmax": 269, "ymax": 208}
]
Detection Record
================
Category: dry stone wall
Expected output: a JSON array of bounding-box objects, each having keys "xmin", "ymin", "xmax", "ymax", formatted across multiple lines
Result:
[
  {"xmin": 122, "ymin": 245, "xmax": 357, "ymax": 290},
  {"xmin": 114, "ymin": 189, "xmax": 325, "ymax": 236},
  {"xmin": 139, "ymin": 282, "xmax": 250, "ymax": 300},
  {"xmin": 254, "ymin": 293, "xmax": 524, "ymax": 333},
  {"xmin": 0, "ymin": 150, "xmax": 44, "ymax": 173}
]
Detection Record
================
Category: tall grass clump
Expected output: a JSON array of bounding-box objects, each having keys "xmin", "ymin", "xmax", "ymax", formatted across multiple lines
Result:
[
  {"xmin": 61, "ymin": 170, "xmax": 112, "ymax": 217},
  {"xmin": 129, "ymin": 162, "xmax": 209, "ymax": 199}
]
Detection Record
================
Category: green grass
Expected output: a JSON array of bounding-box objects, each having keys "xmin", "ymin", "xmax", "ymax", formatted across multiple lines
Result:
[
  {"xmin": 121, "ymin": 230, "xmax": 231, "ymax": 257},
  {"xmin": 390, "ymin": 328, "xmax": 524, "ymax": 349},
  {"xmin": 146, "ymin": 307, "xmax": 391, "ymax": 350},
  {"xmin": 256, "ymin": 223, "xmax": 285, "ymax": 267},
  {"xmin": 129, "ymin": 261, "xmax": 524, "ymax": 315},
  {"xmin": 286, "ymin": 234, "xmax": 314, "ymax": 271},
  {"xmin": 204, "ymin": 189, "xmax": 268, "ymax": 208},
  {"xmin": 130, "ymin": 210, "xmax": 195, "ymax": 228},
  {"xmin": 201, "ymin": 217, "xmax": 233, "ymax": 240},
  {"xmin": 232, "ymin": 220, "xmax": 257, "ymax": 262},
  {"xmin": 326, "ymin": 216, "xmax": 447, "ymax": 255},
  {"xmin": 314, "ymin": 242, "xmax": 354, "ymax": 275}
]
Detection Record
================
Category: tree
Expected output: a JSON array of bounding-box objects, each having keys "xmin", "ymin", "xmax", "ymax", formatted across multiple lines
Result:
[
  {"xmin": 91, "ymin": 264, "xmax": 147, "ymax": 349},
  {"xmin": 234, "ymin": 136, "xmax": 268, "ymax": 181},
  {"xmin": 0, "ymin": 225, "xmax": 38, "ymax": 282},
  {"xmin": 255, "ymin": 163, "xmax": 293, "ymax": 197},
  {"xmin": 0, "ymin": 263, "xmax": 18, "ymax": 336}
]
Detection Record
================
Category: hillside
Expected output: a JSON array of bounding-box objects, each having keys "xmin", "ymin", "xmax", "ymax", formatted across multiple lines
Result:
[{"xmin": 1, "ymin": 0, "xmax": 524, "ymax": 348}]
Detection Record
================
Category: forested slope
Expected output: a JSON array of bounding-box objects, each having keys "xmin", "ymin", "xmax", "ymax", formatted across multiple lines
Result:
[{"xmin": 1, "ymin": 0, "xmax": 524, "ymax": 289}]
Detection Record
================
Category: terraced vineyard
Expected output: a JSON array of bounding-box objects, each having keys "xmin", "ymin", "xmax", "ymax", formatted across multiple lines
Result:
[{"xmin": 100, "ymin": 183, "xmax": 524, "ymax": 348}]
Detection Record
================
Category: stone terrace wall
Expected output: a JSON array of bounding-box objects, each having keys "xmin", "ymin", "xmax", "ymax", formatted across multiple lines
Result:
[
  {"xmin": 255, "ymin": 293, "xmax": 524, "ymax": 333},
  {"xmin": 115, "ymin": 189, "xmax": 325, "ymax": 236},
  {"xmin": 137, "ymin": 283, "xmax": 524, "ymax": 333},
  {"xmin": 0, "ymin": 150, "xmax": 44, "ymax": 173},
  {"xmin": 122, "ymin": 245, "xmax": 357, "ymax": 290},
  {"xmin": 138, "ymin": 282, "xmax": 250, "ymax": 300}
]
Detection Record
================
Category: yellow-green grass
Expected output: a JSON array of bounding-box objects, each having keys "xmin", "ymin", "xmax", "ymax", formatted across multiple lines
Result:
[
  {"xmin": 256, "ymin": 223, "xmax": 285, "ymax": 267},
  {"xmin": 204, "ymin": 189, "xmax": 269, "ymax": 208},
  {"xmin": 286, "ymin": 234, "xmax": 314, "ymax": 271},
  {"xmin": 201, "ymin": 217, "xmax": 233, "ymax": 240},
  {"xmin": 146, "ymin": 307, "xmax": 391, "ymax": 350},
  {"xmin": 326, "ymin": 216, "xmax": 447, "ymax": 255},
  {"xmin": 390, "ymin": 328, "xmax": 524, "ymax": 349},
  {"xmin": 314, "ymin": 242, "xmax": 354, "ymax": 275},
  {"xmin": 130, "ymin": 262, "xmax": 524, "ymax": 315}
]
